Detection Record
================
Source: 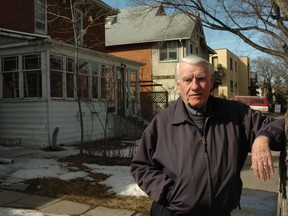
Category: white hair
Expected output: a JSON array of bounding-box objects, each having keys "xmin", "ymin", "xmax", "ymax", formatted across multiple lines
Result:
[{"xmin": 175, "ymin": 55, "xmax": 214, "ymax": 80}]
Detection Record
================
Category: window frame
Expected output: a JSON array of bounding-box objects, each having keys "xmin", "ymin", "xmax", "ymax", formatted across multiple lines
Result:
[
  {"xmin": 0, "ymin": 53, "xmax": 119, "ymax": 102},
  {"xmin": 22, "ymin": 54, "xmax": 42, "ymax": 98},
  {"xmin": 100, "ymin": 65, "xmax": 111, "ymax": 100},
  {"xmin": 187, "ymin": 41, "xmax": 193, "ymax": 55},
  {"xmin": 159, "ymin": 41, "xmax": 178, "ymax": 62},
  {"xmin": 34, "ymin": 0, "xmax": 47, "ymax": 34},
  {"xmin": 91, "ymin": 63, "xmax": 100, "ymax": 99},
  {"xmin": 1, "ymin": 56, "xmax": 19, "ymax": 99},
  {"xmin": 229, "ymin": 58, "xmax": 233, "ymax": 71},
  {"xmin": 50, "ymin": 54, "xmax": 64, "ymax": 98},
  {"xmin": 66, "ymin": 58, "xmax": 76, "ymax": 99},
  {"xmin": 75, "ymin": 9, "xmax": 84, "ymax": 44}
]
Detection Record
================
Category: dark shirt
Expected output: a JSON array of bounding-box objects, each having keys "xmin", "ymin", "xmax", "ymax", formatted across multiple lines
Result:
[{"xmin": 185, "ymin": 104, "xmax": 207, "ymax": 130}]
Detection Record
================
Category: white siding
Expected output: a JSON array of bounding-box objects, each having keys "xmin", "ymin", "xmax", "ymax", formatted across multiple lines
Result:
[
  {"xmin": 0, "ymin": 101, "xmax": 48, "ymax": 146},
  {"xmin": 0, "ymin": 100, "xmax": 115, "ymax": 146},
  {"xmin": 49, "ymin": 100, "xmax": 115, "ymax": 145}
]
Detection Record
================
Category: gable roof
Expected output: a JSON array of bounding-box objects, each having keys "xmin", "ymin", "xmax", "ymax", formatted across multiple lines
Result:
[{"xmin": 105, "ymin": 4, "xmax": 197, "ymax": 46}]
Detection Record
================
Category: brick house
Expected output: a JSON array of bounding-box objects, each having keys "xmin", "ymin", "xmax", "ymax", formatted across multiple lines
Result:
[{"xmin": 0, "ymin": 0, "xmax": 144, "ymax": 146}]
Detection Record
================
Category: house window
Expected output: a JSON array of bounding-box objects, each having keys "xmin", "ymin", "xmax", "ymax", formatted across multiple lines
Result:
[
  {"xmin": 211, "ymin": 57, "xmax": 218, "ymax": 68},
  {"xmin": 50, "ymin": 55, "xmax": 63, "ymax": 97},
  {"xmin": 187, "ymin": 41, "xmax": 193, "ymax": 55},
  {"xmin": 75, "ymin": 9, "xmax": 83, "ymax": 44},
  {"xmin": 2, "ymin": 56, "xmax": 19, "ymax": 98},
  {"xmin": 229, "ymin": 58, "xmax": 233, "ymax": 70},
  {"xmin": 1, "ymin": 54, "xmax": 41, "ymax": 99},
  {"xmin": 230, "ymin": 80, "xmax": 234, "ymax": 92},
  {"xmin": 35, "ymin": 0, "xmax": 47, "ymax": 33},
  {"xmin": 159, "ymin": 41, "xmax": 178, "ymax": 61},
  {"xmin": 101, "ymin": 65, "xmax": 110, "ymax": 100},
  {"xmin": 78, "ymin": 60, "xmax": 89, "ymax": 99},
  {"xmin": 66, "ymin": 58, "xmax": 75, "ymax": 98},
  {"xmin": 22, "ymin": 54, "xmax": 42, "ymax": 98},
  {"xmin": 235, "ymin": 62, "xmax": 238, "ymax": 72},
  {"xmin": 91, "ymin": 63, "xmax": 99, "ymax": 99}
]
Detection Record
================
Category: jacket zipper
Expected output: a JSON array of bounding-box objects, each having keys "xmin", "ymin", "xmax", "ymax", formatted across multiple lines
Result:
[{"xmin": 202, "ymin": 117, "xmax": 213, "ymax": 210}]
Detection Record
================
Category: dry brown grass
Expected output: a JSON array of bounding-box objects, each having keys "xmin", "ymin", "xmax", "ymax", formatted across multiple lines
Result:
[{"xmin": 24, "ymin": 152, "xmax": 152, "ymax": 215}]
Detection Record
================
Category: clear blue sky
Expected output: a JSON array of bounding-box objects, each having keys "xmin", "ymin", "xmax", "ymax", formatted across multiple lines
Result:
[{"xmin": 102, "ymin": 0, "xmax": 262, "ymax": 59}]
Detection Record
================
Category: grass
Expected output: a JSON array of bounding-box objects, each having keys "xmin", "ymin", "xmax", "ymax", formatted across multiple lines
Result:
[{"xmin": 23, "ymin": 149, "xmax": 152, "ymax": 215}]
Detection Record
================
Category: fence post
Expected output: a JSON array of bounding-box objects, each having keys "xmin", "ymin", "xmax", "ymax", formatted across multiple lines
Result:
[{"xmin": 277, "ymin": 114, "xmax": 288, "ymax": 216}]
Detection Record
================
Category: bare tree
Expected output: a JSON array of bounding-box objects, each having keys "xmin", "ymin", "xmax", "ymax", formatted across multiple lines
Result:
[
  {"xmin": 134, "ymin": 0, "xmax": 288, "ymax": 62},
  {"xmin": 251, "ymin": 57, "xmax": 275, "ymax": 99},
  {"xmin": 46, "ymin": 0, "xmax": 116, "ymax": 154},
  {"xmin": 252, "ymin": 56, "xmax": 288, "ymax": 111}
]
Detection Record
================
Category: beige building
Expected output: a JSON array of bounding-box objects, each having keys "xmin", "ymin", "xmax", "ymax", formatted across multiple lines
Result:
[{"xmin": 210, "ymin": 49, "xmax": 250, "ymax": 98}]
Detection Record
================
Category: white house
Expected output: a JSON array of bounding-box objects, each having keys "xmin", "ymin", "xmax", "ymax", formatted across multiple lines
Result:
[{"xmin": 0, "ymin": 28, "xmax": 143, "ymax": 146}]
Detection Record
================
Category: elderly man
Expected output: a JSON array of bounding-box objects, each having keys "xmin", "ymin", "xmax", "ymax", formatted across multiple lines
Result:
[{"xmin": 131, "ymin": 55, "xmax": 284, "ymax": 216}]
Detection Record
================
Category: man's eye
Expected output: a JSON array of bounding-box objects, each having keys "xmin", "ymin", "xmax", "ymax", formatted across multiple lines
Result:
[
  {"xmin": 183, "ymin": 78, "xmax": 192, "ymax": 83},
  {"xmin": 196, "ymin": 76, "xmax": 206, "ymax": 82}
]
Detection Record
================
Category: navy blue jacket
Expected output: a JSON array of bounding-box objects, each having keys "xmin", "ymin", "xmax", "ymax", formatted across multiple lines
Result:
[{"xmin": 131, "ymin": 96, "xmax": 284, "ymax": 215}]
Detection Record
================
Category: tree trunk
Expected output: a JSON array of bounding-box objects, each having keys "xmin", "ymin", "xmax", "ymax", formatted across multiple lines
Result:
[{"xmin": 277, "ymin": 113, "xmax": 288, "ymax": 216}]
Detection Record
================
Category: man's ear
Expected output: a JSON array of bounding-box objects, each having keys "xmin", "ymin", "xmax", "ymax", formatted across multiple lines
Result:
[
  {"xmin": 176, "ymin": 80, "xmax": 180, "ymax": 90},
  {"xmin": 210, "ymin": 74, "xmax": 215, "ymax": 90}
]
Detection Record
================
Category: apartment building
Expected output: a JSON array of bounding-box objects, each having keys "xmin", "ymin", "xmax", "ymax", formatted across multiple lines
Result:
[{"xmin": 210, "ymin": 49, "xmax": 250, "ymax": 98}]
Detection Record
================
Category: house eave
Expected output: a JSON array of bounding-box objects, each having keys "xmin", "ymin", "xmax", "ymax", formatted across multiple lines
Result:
[
  {"xmin": 106, "ymin": 37, "xmax": 191, "ymax": 47},
  {"xmin": 0, "ymin": 28, "xmax": 51, "ymax": 40},
  {"xmin": 49, "ymin": 39, "xmax": 145, "ymax": 66}
]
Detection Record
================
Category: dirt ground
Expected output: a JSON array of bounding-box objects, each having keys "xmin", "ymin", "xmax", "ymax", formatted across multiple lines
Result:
[{"xmin": 23, "ymin": 145, "xmax": 152, "ymax": 214}]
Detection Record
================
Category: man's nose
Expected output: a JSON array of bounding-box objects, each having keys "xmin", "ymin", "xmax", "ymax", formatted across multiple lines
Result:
[{"xmin": 190, "ymin": 79, "xmax": 200, "ymax": 90}]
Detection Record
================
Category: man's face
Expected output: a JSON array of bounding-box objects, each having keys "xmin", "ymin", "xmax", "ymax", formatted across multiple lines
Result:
[{"xmin": 176, "ymin": 61, "xmax": 214, "ymax": 109}]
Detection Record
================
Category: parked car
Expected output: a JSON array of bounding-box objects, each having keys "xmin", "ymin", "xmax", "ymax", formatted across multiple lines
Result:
[{"xmin": 231, "ymin": 96, "xmax": 269, "ymax": 113}]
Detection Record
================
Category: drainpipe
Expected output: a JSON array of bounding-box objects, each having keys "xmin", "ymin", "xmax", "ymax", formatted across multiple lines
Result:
[{"xmin": 45, "ymin": 45, "xmax": 52, "ymax": 146}]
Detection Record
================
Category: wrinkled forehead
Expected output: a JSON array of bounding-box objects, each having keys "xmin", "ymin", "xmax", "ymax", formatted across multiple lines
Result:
[{"xmin": 179, "ymin": 62, "xmax": 210, "ymax": 76}]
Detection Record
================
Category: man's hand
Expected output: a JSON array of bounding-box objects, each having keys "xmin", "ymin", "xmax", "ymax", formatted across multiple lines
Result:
[{"xmin": 251, "ymin": 136, "xmax": 274, "ymax": 181}]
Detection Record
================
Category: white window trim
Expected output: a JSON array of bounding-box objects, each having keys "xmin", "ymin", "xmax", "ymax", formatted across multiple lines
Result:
[
  {"xmin": 75, "ymin": 9, "xmax": 84, "ymax": 44},
  {"xmin": 34, "ymin": 0, "xmax": 47, "ymax": 34},
  {"xmin": 159, "ymin": 41, "xmax": 178, "ymax": 62}
]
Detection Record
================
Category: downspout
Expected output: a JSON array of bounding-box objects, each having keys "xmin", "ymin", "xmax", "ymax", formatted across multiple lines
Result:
[{"xmin": 45, "ymin": 43, "xmax": 52, "ymax": 146}]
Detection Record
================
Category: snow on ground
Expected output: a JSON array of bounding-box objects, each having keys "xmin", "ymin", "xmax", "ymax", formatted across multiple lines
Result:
[
  {"xmin": 0, "ymin": 145, "xmax": 146, "ymax": 216},
  {"xmin": 0, "ymin": 207, "xmax": 68, "ymax": 216},
  {"xmin": 0, "ymin": 145, "xmax": 280, "ymax": 216},
  {"xmin": 0, "ymin": 145, "xmax": 145, "ymax": 197}
]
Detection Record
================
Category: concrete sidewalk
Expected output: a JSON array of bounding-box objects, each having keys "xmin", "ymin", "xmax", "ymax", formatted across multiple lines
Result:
[
  {"xmin": 0, "ymin": 185, "xmax": 279, "ymax": 216},
  {"xmin": 0, "ymin": 188, "xmax": 144, "ymax": 216},
  {"xmin": 0, "ymin": 148, "xmax": 281, "ymax": 216}
]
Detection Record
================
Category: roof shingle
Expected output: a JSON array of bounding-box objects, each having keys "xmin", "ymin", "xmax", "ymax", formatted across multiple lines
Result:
[{"xmin": 105, "ymin": 4, "xmax": 196, "ymax": 46}]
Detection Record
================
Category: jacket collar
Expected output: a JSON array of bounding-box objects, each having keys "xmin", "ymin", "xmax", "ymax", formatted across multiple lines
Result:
[{"xmin": 171, "ymin": 96, "xmax": 226, "ymax": 125}]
